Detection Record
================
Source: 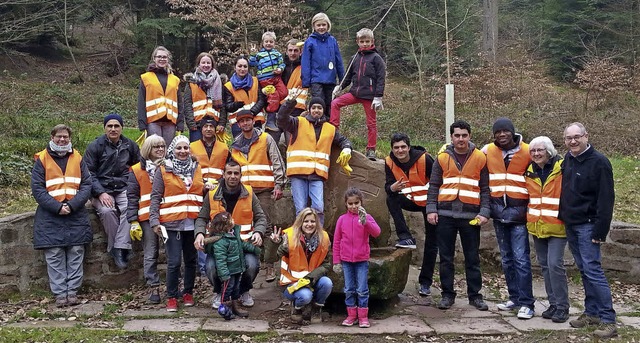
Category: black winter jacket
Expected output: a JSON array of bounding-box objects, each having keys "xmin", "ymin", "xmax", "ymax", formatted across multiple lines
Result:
[
  {"xmin": 341, "ymin": 47, "xmax": 385, "ymax": 100},
  {"xmin": 222, "ymin": 80, "xmax": 267, "ymax": 118},
  {"xmin": 84, "ymin": 135, "xmax": 140, "ymax": 197},
  {"xmin": 384, "ymin": 146, "xmax": 433, "ymax": 196}
]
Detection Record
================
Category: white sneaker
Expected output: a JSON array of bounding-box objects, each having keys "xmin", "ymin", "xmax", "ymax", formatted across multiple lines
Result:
[
  {"xmin": 517, "ymin": 306, "xmax": 534, "ymax": 319},
  {"xmin": 211, "ymin": 293, "xmax": 221, "ymax": 309},
  {"xmin": 496, "ymin": 300, "xmax": 517, "ymax": 311},
  {"xmin": 240, "ymin": 291, "xmax": 254, "ymax": 307}
]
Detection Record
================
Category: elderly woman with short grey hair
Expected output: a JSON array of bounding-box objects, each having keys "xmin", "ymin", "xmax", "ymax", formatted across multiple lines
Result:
[{"xmin": 524, "ymin": 136, "xmax": 569, "ymax": 323}]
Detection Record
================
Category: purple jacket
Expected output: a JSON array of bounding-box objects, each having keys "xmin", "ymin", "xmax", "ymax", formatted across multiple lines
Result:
[{"xmin": 333, "ymin": 212, "xmax": 381, "ymax": 264}]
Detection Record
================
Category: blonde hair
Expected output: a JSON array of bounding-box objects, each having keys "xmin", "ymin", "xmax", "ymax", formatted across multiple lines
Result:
[
  {"xmin": 311, "ymin": 12, "xmax": 332, "ymax": 32},
  {"xmin": 290, "ymin": 208, "xmax": 324, "ymax": 250},
  {"xmin": 287, "ymin": 38, "xmax": 302, "ymax": 47},
  {"xmin": 140, "ymin": 134, "xmax": 165, "ymax": 161},
  {"xmin": 150, "ymin": 46, "xmax": 173, "ymax": 74},
  {"xmin": 356, "ymin": 28, "xmax": 374, "ymax": 40},
  {"xmin": 262, "ymin": 31, "xmax": 276, "ymax": 42}
]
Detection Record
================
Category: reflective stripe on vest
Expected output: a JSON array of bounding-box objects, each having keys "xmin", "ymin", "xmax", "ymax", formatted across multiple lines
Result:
[
  {"xmin": 224, "ymin": 78, "xmax": 265, "ymax": 124},
  {"xmin": 208, "ymin": 184, "xmax": 255, "ymax": 241},
  {"xmin": 231, "ymin": 132, "xmax": 276, "ymax": 189},
  {"xmin": 385, "ymin": 153, "xmax": 430, "ymax": 206},
  {"xmin": 525, "ymin": 161, "xmax": 563, "ymax": 225},
  {"xmin": 36, "ymin": 149, "xmax": 82, "ymax": 202},
  {"xmin": 190, "ymin": 140, "xmax": 228, "ymax": 182},
  {"xmin": 437, "ymin": 149, "xmax": 486, "ymax": 205},
  {"xmin": 131, "ymin": 162, "xmax": 153, "ymax": 222},
  {"xmin": 141, "ymin": 72, "xmax": 180, "ymax": 124},
  {"xmin": 279, "ymin": 228, "xmax": 330, "ymax": 286},
  {"xmin": 158, "ymin": 166, "xmax": 204, "ymax": 223},
  {"xmin": 189, "ymin": 83, "xmax": 220, "ymax": 122},
  {"xmin": 286, "ymin": 118, "xmax": 335, "ymax": 180},
  {"xmin": 281, "ymin": 66, "xmax": 308, "ymax": 110},
  {"xmin": 486, "ymin": 143, "xmax": 530, "ymax": 199}
]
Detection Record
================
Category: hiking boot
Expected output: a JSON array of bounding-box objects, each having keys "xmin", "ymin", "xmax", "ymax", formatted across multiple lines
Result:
[
  {"xmin": 496, "ymin": 300, "xmax": 517, "ymax": 311},
  {"xmin": 310, "ymin": 303, "xmax": 324, "ymax": 324},
  {"xmin": 437, "ymin": 297, "xmax": 455, "ymax": 310},
  {"xmin": 570, "ymin": 313, "xmax": 601, "ymax": 328},
  {"xmin": 291, "ymin": 306, "xmax": 304, "ymax": 324},
  {"xmin": 541, "ymin": 305, "xmax": 557, "ymax": 319},
  {"xmin": 148, "ymin": 288, "xmax": 161, "ymax": 304},
  {"xmin": 551, "ymin": 308, "xmax": 569, "ymax": 323},
  {"xmin": 240, "ymin": 291, "xmax": 254, "ymax": 307},
  {"xmin": 517, "ymin": 306, "xmax": 534, "ymax": 319},
  {"xmin": 67, "ymin": 294, "xmax": 79, "ymax": 306},
  {"xmin": 265, "ymin": 112, "xmax": 279, "ymax": 131},
  {"xmin": 470, "ymin": 298, "xmax": 489, "ymax": 311},
  {"xmin": 593, "ymin": 323, "xmax": 618, "ymax": 339},
  {"xmin": 110, "ymin": 248, "xmax": 128, "ymax": 269},
  {"xmin": 395, "ymin": 238, "xmax": 416, "ymax": 249},
  {"xmin": 211, "ymin": 293, "xmax": 221, "ymax": 309},
  {"xmin": 418, "ymin": 284, "xmax": 431, "ymax": 296},
  {"xmin": 166, "ymin": 297, "xmax": 178, "ymax": 312},
  {"xmin": 365, "ymin": 149, "xmax": 376, "ymax": 160},
  {"xmin": 232, "ymin": 299, "xmax": 249, "ymax": 318},
  {"xmin": 55, "ymin": 295, "xmax": 68, "ymax": 308},
  {"xmin": 182, "ymin": 293, "xmax": 194, "ymax": 307},
  {"xmin": 265, "ymin": 265, "xmax": 276, "ymax": 283}
]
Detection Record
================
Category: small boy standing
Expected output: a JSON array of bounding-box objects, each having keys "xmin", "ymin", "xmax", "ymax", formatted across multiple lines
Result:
[
  {"xmin": 330, "ymin": 28, "xmax": 386, "ymax": 160},
  {"xmin": 250, "ymin": 31, "xmax": 289, "ymax": 130},
  {"xmin": 301, "ymin": 12, "xmax": 345, "ymax": 120}
]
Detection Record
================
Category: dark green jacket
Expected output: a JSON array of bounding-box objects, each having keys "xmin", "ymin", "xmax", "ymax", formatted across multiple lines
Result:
[{"xmin": 206, "ymin": 224, "xmax": 261, "ymax": 281}]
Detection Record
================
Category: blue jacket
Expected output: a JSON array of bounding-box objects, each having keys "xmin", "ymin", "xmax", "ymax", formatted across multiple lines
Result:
[
  {"xmin": 301, "ymin": 32, "xmax": 344, "ymax": 87},
  {"xmin": 249, "ymin": 48, "xmax": 285, "ymax": 81}
]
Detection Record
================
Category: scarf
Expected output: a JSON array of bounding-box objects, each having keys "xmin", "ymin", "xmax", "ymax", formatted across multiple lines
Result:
[
  {"xmin": 167, "ymin": 136, "xmax": 197, "ymax": 185},
  {"xmin": 303, "ymin": 233, "xmax": 320, "ymax": 254},
  {"xmin": 49, "ymin": 140, "xmax": 72, "ymax": 155},
  {"xmin": 230, "ymin": 73, "xmax": 253, "ymax": 91},
  {"xmin": 184, "ymin": 68, "xmax": 223, "ymax": 102},
  {"xmin": 144, "ymin": 158, "xmax": 164, "ymax": 183}
]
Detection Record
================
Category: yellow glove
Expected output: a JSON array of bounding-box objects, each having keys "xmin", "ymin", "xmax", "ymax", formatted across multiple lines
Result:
[
  {"xmin": 206, "ymin": 178, "xmax": 219, "ymax": 186},
  {"xmin": 262, "ymin": 85, "xmax": 276, "ymax": 95},
  {"xmin": 215, "ymin": 130, "xmax": 232, "ymax": 145},
  {"xmin": 341, "ymin": 163, "xmax": 352, "ymax": 176},
  {"xmin": 469, "ymin": 218, "xmax": 481, "ymax": 226},
  {"xmin": 130, "ymin": 221, "xmax": 142, "ymax": 241},
  {"xmin": 336, "ymin": 148, "xmax": 352, "ymax": 166},
  {"xmin": 135, "ymin": 130, "xmax": 147, "ymax": 148},
  {"xmin": 437, "ymin": 143, "xmax": 448, "ymax": 154},
  {"xmin": 175, "ymin": 131, "xmax": 183, "ymax": 137},
  {"xmin": 287, "ymin": 278, "xmax": 313, "ymax": 293}
]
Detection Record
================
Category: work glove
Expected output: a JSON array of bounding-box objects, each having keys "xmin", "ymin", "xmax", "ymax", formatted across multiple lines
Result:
[
  {"xmin": 130, "ymin": 221, "xmax": 142, "ymax": 241},
  {"xmin": 287, "ymin": 278, "xmax": 313, "ymax": 293},
  {"xmin": 336, "ymin": 148, "xmax": 352, "ymax": 176},
  {"xmin": 358, "ymin": 206, "xmax": 367, "ymax": 225},
  {"xmin": 437, "ymin": 143, "xmax": 448, "ymax": 154},
  {"xmin": 175, "ymin": 131, "xmax": 183, "ymax": 137},
  {"xmin": 215, "ymin": 130, "xmax": 232, "ymax": 145},
  {"xmin": 332, "ymin": 85, "xmax": 342, "ymax": 99},
  {"xmin": 262, "ymin": 85, "xmax": 276, "ymax": 95},
  {"xmin": 469, "ymin": 218, "xmax": 481, "ymax": 226},
  {"xmin": 371, "ymin": 97, "xmax": 384, "ymax": 111},
  {"xmin": 135, "ymin": 130, "xmax": 147, "ymax": 148},
  {"xmin": 333, "ymin": 264, "xmax": 343, "ymax": 274}
]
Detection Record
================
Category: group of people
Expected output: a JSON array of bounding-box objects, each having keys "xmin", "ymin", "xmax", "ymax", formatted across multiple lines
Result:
[{"xmin": 29, "ymin": 11, "xmax": 617, "ymax": 339}]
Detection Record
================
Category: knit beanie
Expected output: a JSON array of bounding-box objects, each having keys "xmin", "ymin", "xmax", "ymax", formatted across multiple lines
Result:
[
  {"xmin": 198, "ymin": 116, "xmax": 217, "ymax": 129},
  {"xmin": 308, "ymin": 97, "xmax": 325, "ymax": 110},
  {"xmin": 311, "ymin": 12, "xmax": 332, "ymax": 32},
  {"xmin": 235, "ymin": 109, "xmax": 254, "ymax": 120},
  {"xmin": 492, "ymin": 117, "xmax": 515, "ymax": 135},
  {"xmin": 103, "ymin": 113, "xmax": 124, "ymax": 127}
]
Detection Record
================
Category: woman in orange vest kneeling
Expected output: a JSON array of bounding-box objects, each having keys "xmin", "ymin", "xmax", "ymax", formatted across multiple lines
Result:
[
  {"xmin": 270, "ymin": 208, "xmax": 333, "ymax": 324},
  {"xmin": 149, "ymin": 135, "xmax": 204, "ymax": 312}
]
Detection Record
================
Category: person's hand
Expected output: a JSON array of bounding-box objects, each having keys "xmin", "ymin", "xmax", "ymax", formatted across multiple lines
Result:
[
  {"xmin": 285, "ymin": 88, "xmax": 304, "ymax": 101},
  {"xmin": 216, "ymin": 125, "xmax": 225, "ymax": 133},
  {"xmin": 205, "ymin": 178, "xmax": 218, "ymax": 190},
  {"xmin": 391, "ymin": 177, "xmax": 407, "ymax": 193},
  {"xmin": 130, "ymin": 221, "xmax": 143, "ymax": 241},
  {"xmin": 194, "ymin": 234, "xmax": 205, "ymax": 251},
  {"xmin": 58, "ymin": 203, "xmax": 71, "ymax": 215},
  {"xmin": 477, "ymin": 215, "xmax": 489, "ymax": 225},
  {"xmin": 358, "ymin": 206, "xmax": 367, "ymax": 225},
  {"xmin": 275, "ymin": 68, "xmax": 282, "ymax": 75},
  {"xmin": 272, "ymin": 186, "xmax": 283, "ymax": 200},
  {"xmin": 250, "ymin": 232, "xmax": 263, "ymax": 246},
  {"xmin": 371, "ymin": 97, "xmax": 384, "ymax": 111},
  {"xmin": 152, "ymin": 225, "xmax": 162, "ymax": 236},
  {"xmin": 333, "ymin": 264, "xmax": 343, "ymax": 274},
  {"xmin": 98, "ymin": 193, "xmax": 114, "ymax": 208},
  {"xmin": 332, "ymin": 85, "xmax": 341, "ymax": 98},
  {"xmin": 592, "ymin": 238, "xmax": 605, "ymax": 244},
  {"xmin": 427, "ymin": 213, "xmax": 439, "ymax": 225},
  {"xmin": 250, "ymin": 44, "xmax": 257, "ymax": 54},
  {"xmin": 270, "ymin": 226, "xmax": 283, "ymax": 243}
]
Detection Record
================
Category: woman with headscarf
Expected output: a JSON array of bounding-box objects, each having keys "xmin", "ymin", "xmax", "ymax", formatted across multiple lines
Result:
[
  {"xmin": 223, "ymin": 56, "xmax": 267, "ymax": 137},
  {"xmin": 149, "ymin": 135, "xmax": 204, "ymax": 312},
  {"xmin": 183, "ymin": 52, "xmax": 225, "ymax": 142},
  {"xmin": 137, "ymin": 46, "xmax": 184, "ymax": 146},
  {"xmin": 127, "ymin": 134, "xmax": 166, "ymax": 304}
]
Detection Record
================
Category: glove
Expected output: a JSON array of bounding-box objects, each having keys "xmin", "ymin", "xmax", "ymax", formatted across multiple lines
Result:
[
  {"xmin": 332, "ymin": 85, "xmax": 341, "ymax": 98},
  {"xmin": 371, "ymin": 97, "xmax": 384, "ymax": 111},
  {"xmin": 130, "ymin": 221, "xmax": 142, "ymax": 241},
  {"xmin": 135, "ymin": 130, "xmax": 146, "ymax": 148},
  {"xmin": 341, "ymin": 163, "xmax": 353, "ymax": 176},
  {"xmin": 333, "ymin": 264, "xmax": 343, "ymax": 274},
  {"xmin": 336, "ymin": 148, "xmax": 352, "ymax": 166},
  {"xmin": 437, "ymin": 143, "xmax": 448, "ymax": 154},
  {"xmin": 216, "ymin": 130, "xmax": 232, "ymax": 145},
  {"xmin": 287, "ymin": 278, "xmax": 313, "ymax": 293},
  {"xmin": 175, "ymin": 131, "xmax": 182, "ymax": 137},
  {"xmin": 262, "ymin": 85, "xmax": 276, "ymax": 95},
  {"xmin": 358, "ymin": 206, "xmax": 367, "ymax": 225},
  {"xmin": 469, "ymin": 218, "xmax": 481, "ymax": 226}
]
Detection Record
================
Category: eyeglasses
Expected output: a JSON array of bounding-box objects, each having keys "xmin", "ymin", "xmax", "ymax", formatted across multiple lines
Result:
[
  {"xmin": 564, "ymin": 134, "xmax": 585, "ymax": 142},
  {"xmin": 155, "ymin": 55, "xmax": 169, "ymax": 60},
  {"xmin": 530, "ymin": 148, "xmax": 547, "ymax": 154},
  {"xmin": 152, "ymin": 145, "xmax": 166, "ymax": 149},
  {"xmin": 174, "ymin": 146, "xmax": 189, "ymax": 150}
]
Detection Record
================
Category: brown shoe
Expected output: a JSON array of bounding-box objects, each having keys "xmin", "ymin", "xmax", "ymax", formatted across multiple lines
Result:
[
  {"xmin": 55, "ymin": 295, "xmax": 68, "ymax": 308},
  {"xmin": 593, "ymin": 323, "xmax": 618, "ymax": 339},
  {"xmin": 291, "ymin": 306, "xmax": 304, "ymax": 324},
  {"xmin": 265, "ymin": 266, "xmax": 276, "ymax": 283},
  {"xmin": 231, "ymin": 300, "xmax": 249, "ymax": 318},
  {"xmin": 570, "ymin": 313, "xmax": 601, "ymax": 328},
  {"xmin": 310, "ymin": 303, "xmax": 323, "ymax": 324},
  {"xmin": 67, "ymin": 294, "xmax": 79, "ymax": 306}
]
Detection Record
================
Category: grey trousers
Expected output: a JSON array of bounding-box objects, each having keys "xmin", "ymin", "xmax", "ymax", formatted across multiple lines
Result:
[
  {"xmin": 141, "ymin": 221, "xmax": 160, "ymax": 287},
  {"xmin": 533, "ymin": 236, "xmax": 570, "ymax": 310},
  {"xmin": 256, "ymin": 190, "xmax": 278, "ymax": 264},
  {"xmin": 92, "ymin": 191, "xmax": 131, "ymax": 252},
  {"xmin": 44, "ymin": 245, "xmax": 85, "ymax": 297},
  {"xmin": 147, "ymin": 121, "xmax": 177, "ymax": 147}
]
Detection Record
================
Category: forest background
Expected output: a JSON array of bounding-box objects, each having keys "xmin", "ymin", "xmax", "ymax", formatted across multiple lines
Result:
[{"xmin": 0, "ymin": 0, "xmax": 639, "ymax": 223}]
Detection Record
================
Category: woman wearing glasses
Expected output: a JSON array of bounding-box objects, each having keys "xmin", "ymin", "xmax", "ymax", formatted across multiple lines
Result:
[
  {"xmin": 149, "ymin": 135, "xmax": 204, "ymax": 312},
  {"xmin": 127, "ymin": 134, "xmax": 166, "ymax": 304},
  {"xmin": 138, "ymin": 46, "xmax": 184, "ymax": 146}
]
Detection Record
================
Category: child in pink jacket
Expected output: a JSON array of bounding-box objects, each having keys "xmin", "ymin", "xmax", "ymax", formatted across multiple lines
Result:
[{"xmin": 332, "ymin": 187, "xmax": 381, "ymax": 328}]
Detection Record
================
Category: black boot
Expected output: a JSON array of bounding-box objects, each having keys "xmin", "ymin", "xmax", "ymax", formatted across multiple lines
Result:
[{"xmin": 110, "ymin": 248, "xmax": 127, "ymax": 269}]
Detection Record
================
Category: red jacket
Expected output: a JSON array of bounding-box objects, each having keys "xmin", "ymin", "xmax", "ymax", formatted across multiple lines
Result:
[{"xmin": 332, "ymin": 212, "xmax": 381, "ymax": 264}]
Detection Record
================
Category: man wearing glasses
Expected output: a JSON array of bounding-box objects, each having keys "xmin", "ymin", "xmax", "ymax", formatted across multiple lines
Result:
[
  {"xmin": 559, "ymin": 122, "xmax": 617, "ymax": 339},
  {"xmin": 84, "ymin": 113, "xmax": 140, "ymax": 269}
]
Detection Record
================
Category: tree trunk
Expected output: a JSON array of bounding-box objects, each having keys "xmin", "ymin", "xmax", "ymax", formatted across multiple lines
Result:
[{"xmin": 482, "ymin": 0, "xmax": 498, "ymax": 64}]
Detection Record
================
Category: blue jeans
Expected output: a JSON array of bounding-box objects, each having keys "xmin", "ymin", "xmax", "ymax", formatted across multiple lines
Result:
[
  {"xmin": 566, "ymin": 223, "xmax": 616, "ymax": 323},
  {"xmin": 290, "ymin": 177, "xmax": 325, "ymax": 226},
  {"xmin": 342, "ymin": 261, "xmax": 369, "ymax": 308},
  {"xmin": 220, "ymin": 274, "xmax": 242, "ymax": 301},
  {"xmin": 205, "ymin": 252, "xmax": 260, "ymax": 295},
  {"xmin": 283, "ymin": 276, "xmax": 333, "ymax": 308},
  {"xmin": 197, "ymin": 250, "xmax": 207, "ymax": 275},
  {"xmin": 494, "ymin": 221, "xmax": 535, "ymax": 308},
  {"xmin": 533, "ymin": 236, "xmax": 569, "ymax": 310}
]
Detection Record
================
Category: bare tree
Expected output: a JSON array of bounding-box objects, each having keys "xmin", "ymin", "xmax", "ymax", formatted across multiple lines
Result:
[{"xmin": 482, "ymin": 0, "xmax": 498, "ymax": 64}]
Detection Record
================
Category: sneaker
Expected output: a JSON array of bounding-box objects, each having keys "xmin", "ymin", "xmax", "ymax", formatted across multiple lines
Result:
[
  {"xmin": 212, "ymin": 293, "xmax": 221, "ymax": 309},
  {"xmin": 570, "ymin": 313, "xmax": 601, "ymax": 328},
  {"xmin": 55, "ymin": 295, "xmax": 68, "ymax": 308},
  {"xmin": 67, "ymin": 294, "xmax": 79, "ymax": 306},
  {"xmin": 496, "ymin": 300, "xmax": 517, "ymax": 311},
  {"xmin": 166, "ymin": 298, "xmax": 178, "ymax": 312},
  {"xmin": 517, "ymin": 306, "xmax": 534, "ymax": 319},
  {"xmin": 541, "ymin": 305, "xmax": 557, "ymax": 319},
  {"xmin": 182, "ymin": 293, "xmax": 194, "ymax": 307},
  {"xmin": 418, "ymin": 284, "xmax": 431, "ymax": 296},
  {"xmin": 365, "ymin": 149, "xmax": 376, "ymax": 160},
  {"xmin": 593, "ymin": 323, "xmax": 618, "ymax": 339},
  {"xmin": 470, "ymin": 298, "xmax": 489, "ymax": 311},
  {"xmin": 437, "ymin": 297, "xmax": 455, "ymax": 310},
  {"xmin": 551, "ymin": 308, "xmax": 570, "ymax": 323},
  {"xmin": 148, "ymin": 288, "xmax": 161, "ymax": 304},
  {"xmin": 240, "ymin": 291, "xmax": 254, "ymax": 307},
  {"xmin": 395, "ymin": 238, "xmax": 417, "ymax": 249}
]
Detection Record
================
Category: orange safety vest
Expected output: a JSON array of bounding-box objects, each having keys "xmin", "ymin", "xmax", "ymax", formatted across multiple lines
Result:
[
  {"xmin": 209, "ymin": 184, "xmax": 255, "ymax": 241},
  {"xmin": 437, "ymin": 149, "xmax": 486, "ymax": 205},
  {"xmin": 231, "ymin": 132, "xmax": 275, "ymax": 189},
  {"xmin": 189, "ymin": 83, "xmax": 220, "ymax": 123},
  {"xmin": 190, "ymin": 140, "xmax": 228, "ymax": 182},
  {"xmin": 279, "ymin": 229, "xmax": 330, "ymax": 286},
  {"xmin": 130, "ymin": 162, "xmax": 153, "ymax": 222},
  {"xmin": 525, "ymin": 159, "xmax": 564, "ymax": 237},
  {"xmin": 141, "ymin": 72, "xmax": 180, "ymax": 124},
  {"xmin": 280, "ymin": 66, "xmax": 308, "ymax": 111},
  {"xmin": 36, "ymin": 149, "xmax": 82, "ymax": 202},
  {"xmin": 224, "ymin": 78, "xmax": 265, "ymax": 124},
  {"xmin": 385, "ymin": 154, "xmax": 429, "ymax": 207},
  {"xmin": 486, "ymin": 143, "xmax": 530, "ymax": 200},
  {"xmin": 286, "ymin": 118, "xmax": 335, "ymax": 180},
  {"xmin": 158, "ymin": 165, "xmax": 204, "ymax": 223}
]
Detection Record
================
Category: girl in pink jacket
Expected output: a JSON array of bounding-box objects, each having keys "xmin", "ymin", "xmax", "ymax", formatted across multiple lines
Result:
[{"xmin": 332, "ymin": 187, "xmax": 381, "ymax": 328}]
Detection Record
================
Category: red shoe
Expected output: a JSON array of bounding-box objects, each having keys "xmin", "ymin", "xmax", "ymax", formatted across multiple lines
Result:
[
  {"xmin": 166, "ymin": 298, "xmax": 178, "ymax": 312},
  {"xmin": 182, "ymin": 293, "xmax": 194, "ymax": 307}
]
